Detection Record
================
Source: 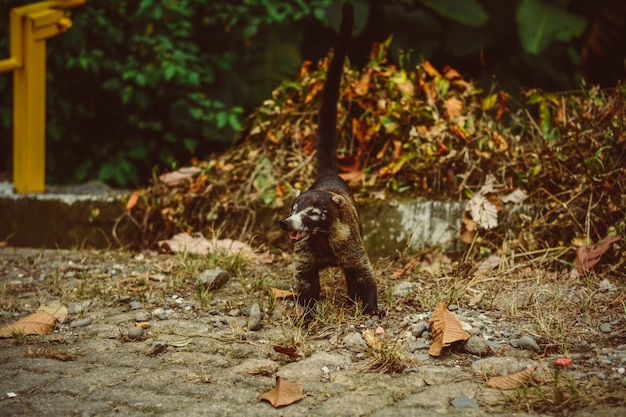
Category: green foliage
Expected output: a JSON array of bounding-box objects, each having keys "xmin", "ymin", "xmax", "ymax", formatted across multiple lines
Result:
[
  {"xmin": 516, "ymin": 0, "xmax": 586, "ymax": 55},
  {"xmin": 0, "ymin": 0, "xmax": 607, "ymax": 188},
  {"xmin": 0, "ymin": 0, "xmax": 330, "ymax": 187}
]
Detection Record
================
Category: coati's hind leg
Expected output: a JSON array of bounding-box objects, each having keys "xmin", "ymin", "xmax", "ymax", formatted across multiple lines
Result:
[{"xmin": 343, "ymin": 265, "xmax": 378, "ymax": 315}]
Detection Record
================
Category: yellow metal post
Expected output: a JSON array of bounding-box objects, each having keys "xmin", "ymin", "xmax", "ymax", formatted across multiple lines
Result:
[{"xmin": 0, "ymin": 0, "xmax": 86, "ymax": 193}]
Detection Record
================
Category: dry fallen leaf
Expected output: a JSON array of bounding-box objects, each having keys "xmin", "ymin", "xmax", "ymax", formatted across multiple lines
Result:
[
  {"xmin": 428, "ymin": 301, "xmax": 470, "ymax": 356},
  {"xmin": 574, "ymin": 235, "xmax": 622, "ymax": 273},
  {"xmin": 37, "ymin": 301, "xmax": 68, "ymax": 322},
  {"xmin": 465, "ymin": 194, "xmax": 499, "ymax": 230},
  {"xmin": 158, "ymin": 166, "xmax": 202, "ymax": 187},
  {"xmin": 272, "ymin": 345, "xmax": 302, "ymax": 359},
  {"xmin": 259, "ymin": 376, "xmax": 304, "ymax": 407},
  {"xmin": 363, "ymin": 329, "xmax": 382, "ymax": 350},
  {"xmin": 0, "ymin": 311, "xmax": 56, "ymax": 338},
  {"xmin": 158, "ymin": 233, "xmax": 256, "ymax": 259},
  {"xmin": 487, "ymin": 366, "xmax": 537, "ymax": 390},
  {"xmin": 270, "ymin": 288, "xmax": 295, "ymax": 300},
  {"xmin": 125, "ymin": 190, "xmax": 140, "ymax": 211}
]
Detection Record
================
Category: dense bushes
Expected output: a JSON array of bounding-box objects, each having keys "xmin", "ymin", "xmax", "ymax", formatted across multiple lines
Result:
[{"xmin": 0, "ymin": 0, "xmax": 622, "ymax": 187}]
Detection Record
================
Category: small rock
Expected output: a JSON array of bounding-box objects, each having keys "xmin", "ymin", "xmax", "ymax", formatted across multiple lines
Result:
[
  {"xmin": 451, "ymin": 396, "xmax": 479, "ymax": 409},
  {"xmin": 127, "ymin": 326, "xmax": 144, "ymax": 340},
  {"xmin": 228, "ymin": 309, "xmax": 241, "ymax": 317},
  {"xmin": 393, "ymin": 281, "xmax": 419, "ymax": 297},
  {"xmin": 152, "ymin": 308, "xmax": 167, "ymax": 320},
  {"xmin": 343, "ymin": 332, "xmax": 367, "ymax": 352},
  {"xmin": 599, "ymin": 323, "xmax": 612, "ymax": 333},
  {"xmin": 135, "ymin": 311, "xmax": 150, "ymax": 322},
  {"xmin": 70, "ymin": 318, "xmax": 92, "ymax": 328},
  {"xmin": 410, "ymin": 322, "xmax": 428, "ymax": 337},
  {"xmin": 248, "ymin": 303, "xmax": 262, "ymax": 331},
  {"xmin": 447, "ymin": 304, "xmax": 459, "ymax": 311},
  {"xmin": 242, "ymin": 331, "xmax": 259, "ymax": 341},
  {"xmin": 197, "ymin": 269, "xmax": 230, "ymax": 291},
  {"xmin": 464, "ymin": 335, "xmax": 492, "ymax": 356},
  {"xmin": 510, "ymin": 336, "xmax": 541, "ymax": 353},
  {"xmin": 129, "ymin": 301, "xmax": 143, "ymax": 310}
]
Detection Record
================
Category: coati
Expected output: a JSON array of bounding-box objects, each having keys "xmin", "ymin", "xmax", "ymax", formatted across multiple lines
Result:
[{"xmin": 279, "ymin": 2, "xmax": 379, "ymax": 315}]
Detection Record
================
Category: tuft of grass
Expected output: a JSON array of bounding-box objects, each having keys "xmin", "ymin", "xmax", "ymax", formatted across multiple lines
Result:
[{"xmin": 359, "ymin": 334, "xmax": 416, "ymax": 374}]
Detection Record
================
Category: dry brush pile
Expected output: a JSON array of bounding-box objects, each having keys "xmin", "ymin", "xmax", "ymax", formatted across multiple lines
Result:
[{"xmin": 121, "ymin": 39, "xmax": 625, "ymax": 278}]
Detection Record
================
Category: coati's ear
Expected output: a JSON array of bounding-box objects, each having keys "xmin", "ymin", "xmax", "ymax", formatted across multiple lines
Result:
[
  {"xmin": 295, "ymin": 189, "xmax": 301, "ymax": 198},
  {"xmin": 332, "ymin": 194, "xmax": 346, "ymax": 207}
]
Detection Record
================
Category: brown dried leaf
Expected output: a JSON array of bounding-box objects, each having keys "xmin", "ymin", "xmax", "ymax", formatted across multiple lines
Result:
[
  {"xmin": 354, "ymin": 72, "xmax": 371, "ymax": 95},
  {"xmin": 272, "ymin": 345, "xmax": 302, "ymax": 359},
  {"xmin": 487, "ymin": 366, "xmax": 537, "ymax": 390},
  {"xmin": 460, "ymin": 212, "xmax": 478, "ymax": 244},
  {"xmin": 259, "ymin": 376, "xmax": 304, "ymax": 407},
  {"xmin": 270, "ymin": 288, "xmax": 295, "ymax": 299},
  {"xmin": 422, "ymin": 61, "xmax": 442, "ymax": 78},
  {"xmin": 0, "ymin": 312, "xmax": 56, "ymax": 338},
  {"xmin": 574, "ymin": 235, "xmax": 622, "ymax": 273},
  {"xmin": 37, "ymin": 301, "xmax": 68, "ymax": 322},
  {"xmin": 428, "ymin": 301, "xmax": 470, "ymax": 356},
  {"xmin": 445, "ymin": 97, "xmax": 463, "ymax": 119}
]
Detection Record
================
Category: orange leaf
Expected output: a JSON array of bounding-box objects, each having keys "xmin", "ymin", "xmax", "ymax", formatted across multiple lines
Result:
[
  {"xmin": 422, "ymin": 61, "xmax": 442, "ymax": 78},
  {"xmin": 443, "ymin": 66, "xmax": 462, "ymax": 80},
  {"xmin": 428, "ymin": 301, "xmax": 470, "ymax": 356},
  {"xmin": 126, "ymin": 190, "xmax": 140, "ymax": 211},
  {"xmin": 487, "ymin": 366, "xmax": 537, "ymax": 390},
  {"xmin": 259, "ymin": 376, "xmax": 304, "ymax": 407},
  {"xmin": 555, "ymin": 358, "xmax": 573, "ymax": 367},
  {"xmin": 354, "ymin": 72, "xmax": 371, "ymax": 96},
  {"xmin": 0, "ymin": 312, "xmax": 56, "ymax": 338}
]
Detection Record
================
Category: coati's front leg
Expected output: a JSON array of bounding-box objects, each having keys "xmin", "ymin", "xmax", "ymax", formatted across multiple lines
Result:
[
  {"xmin": 344, "ymin": 265, "xmax": 378, "ymax": 315},
  {"xmin": 293, "ymin": 248, "xmax": 322, "ymax": 313}
]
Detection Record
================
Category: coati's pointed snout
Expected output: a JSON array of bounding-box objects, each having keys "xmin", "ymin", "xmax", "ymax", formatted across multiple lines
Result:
[{"xmin": 279, "ymin": 218, "xmax": 290, "ymax": 231}]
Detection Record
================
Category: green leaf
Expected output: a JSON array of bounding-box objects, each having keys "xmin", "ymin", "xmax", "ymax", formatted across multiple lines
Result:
[
  {"xmin": 517, "ymin": 0, "xmax": 586, "ymax": 55},
  {"xmin": 419, "ymin": 0, "xmax": 488, "ymax": 27}
]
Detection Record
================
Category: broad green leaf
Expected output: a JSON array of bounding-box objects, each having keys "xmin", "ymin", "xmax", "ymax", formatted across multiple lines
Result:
[
  {"xmin": 419, "ymin": 0, "xmax": 488, "ymax": 27},
  {"xmin": 517, "ymin": 0, "xmax": 586, "ymax": 55}
]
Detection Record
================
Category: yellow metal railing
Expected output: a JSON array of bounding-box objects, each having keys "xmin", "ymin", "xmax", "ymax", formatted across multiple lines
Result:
[{"xmin": 0, "ymin": 0, "xmax": 85, "ymax": 193}]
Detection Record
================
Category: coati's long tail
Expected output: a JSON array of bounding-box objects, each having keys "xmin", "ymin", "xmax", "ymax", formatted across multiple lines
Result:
[{"xmin": 316, "ymin": 2, "xmax": 353, "ymax": 179}]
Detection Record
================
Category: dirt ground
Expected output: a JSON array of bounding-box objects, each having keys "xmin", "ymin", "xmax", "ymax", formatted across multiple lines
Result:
[{"xmin": 0, "ymin": 246, "xmax": 625, "ymax": 417}]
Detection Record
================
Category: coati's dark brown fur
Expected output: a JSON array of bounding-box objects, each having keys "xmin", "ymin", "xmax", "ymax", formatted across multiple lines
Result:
[{"xmin": 279, "ymin": 2, "xmax": 378, "ymax": 315}]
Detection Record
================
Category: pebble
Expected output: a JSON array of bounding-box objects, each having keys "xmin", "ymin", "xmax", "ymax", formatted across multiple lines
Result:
[
  {"xmin": 197, "ymin": 269, "xmax": 230, "ymax": 291},
  {"xmin": 126, "ymin": 326, "xmax": 144, "ymax": 340},
  {"xmin": 70, "ymin": 318, "xmax": 92, "ymax": 328},
  {"xmin": 410, "ymin": 322, "xmax": 428, "ymax": 337},
  {"xmin": 152, "ymin": 308, "xmax": 167, "ymax": 320},
  {"xmin": 134, "ymin": 311, "xmax": 150, "ymax": 322},
  {"xmin": 129, "ymin": 301, "xmax": 143, "ymax": 310},
  {"xmin": 451, "ymin": 396, "xmax": 479, "ymax": 409},
  {"xmin": 599, "ymin": 323, "xmax": 612, "ymax": 333},
  {"xmin": 247, "ymin": 303, "xmax": 262, "ymax": 331},
  {"xmin": 464, "ymin": 335, "xmax": 492, "ymax": 356},
  {"xmin": 447, "ymin": 304, "xmax": 459, "ymax": 311},
  {"xmin": 510, "ymin": 336, "xmax": 541, "ymax": 353},
  {"xmin": 393, "ymin": 281, "xmax": 419, "ymax": 297},
  {"xmin": 343, "ymin": 332, "xmax": 367, "ymax": 352}
]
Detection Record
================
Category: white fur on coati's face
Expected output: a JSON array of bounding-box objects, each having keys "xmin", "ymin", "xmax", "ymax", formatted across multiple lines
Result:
[{"xmin": 279, "ymin": 190, "xmax": 345, "ymax": 243}]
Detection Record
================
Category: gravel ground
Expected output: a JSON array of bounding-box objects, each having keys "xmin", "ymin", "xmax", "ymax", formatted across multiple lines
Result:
[{"xmin": 0, "ymin": 247, "xmax": 625, "ymax": 417}]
